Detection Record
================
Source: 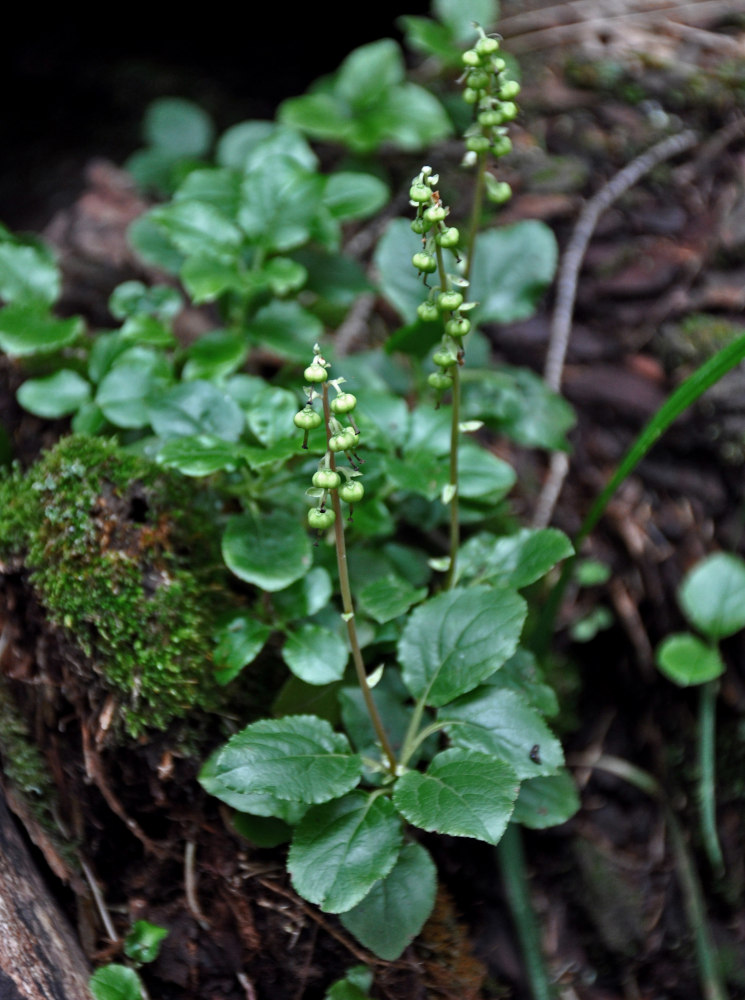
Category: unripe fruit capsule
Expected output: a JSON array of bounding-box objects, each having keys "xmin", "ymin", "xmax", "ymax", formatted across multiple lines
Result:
[
  {"xmin": 411, "ymin": 217, "xmax": 428, "ymax": 234},
  {"xmin": 417, "ymin": 301, "xmax": 440, "ymax": 323},
  {"xmin": 492, "ymin": 135, "xmax": 513, "ymax": 157},
  {"xmin": 329, "ymin": 431, "xmax": 354, "ymax": 452},
  {"xmin": 433, "ymin": 350, "xmax": 457, "ymax": 368},
  {"xmin": 437, "ymin": 290, "xmax": 464, "ymax": 312},
  {"xmin": 445, "ymin": 317, "xmax": 471, "ymax": 337},
  {"xmin": 423, "ymin": 205, "xmax": 447, "ymax": 224},
  {"xmin": 304, "ymin": 363, "xmax": 328, "ymax": 383},
  {"xmin": 467, "ymin": 70, "xmax": 490, "ymax": 90},
  {"xmin": 462, "ymin": 49, "xmax": 482, "ymax": 67},
  {"xmin": 466, "ymin": 135, "xmax": 491, "ymax": 154},
  {"xmin": 330, "ymin": 392, "xmax": 357, "ymax": 414},
  {"xmin": 308, "ymin": 507, "xmax": 336, "ymax": 530},
  {"xmin": 475, "ymin": 36, "xmax": 499, "ymax": 56},
  {"xmin": 463, "ymin": 87, "xmax": 479, "ymax": 105},
  {"xmin": 428, "ymin": 372, "xmax": 453, "ymax": 391},
  {"xmin": 339, "ymin": 481, "xmax": 364, "ymax": 504},
  {"xmin": 312, "ymin": 469, "xmax": 341, "ymax": 490},
  {"xmin": 294, "ymin": 408, "xmax": 322, "ymax": 430},
  {"xmin": 436, "ymin": 227, "xmax": 460, "ymax": 248},
  {"xmin": 412, "ymin": 252, "xmax": 437, "ymax": 274},
  {"xmin": 409, "ymin": 183, "xmax": 432, "ymax": 204}
]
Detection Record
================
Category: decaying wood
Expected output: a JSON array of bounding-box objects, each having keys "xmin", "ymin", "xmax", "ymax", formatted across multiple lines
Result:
[{"xmin": 0, "ymin": 785, "xmax": 92, "ymax": 1000}]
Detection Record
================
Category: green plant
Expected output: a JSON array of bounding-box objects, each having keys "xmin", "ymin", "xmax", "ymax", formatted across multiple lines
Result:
[
  {"xmin": 656, "ymin": 552, "xmax": 745, "ymax": 875},
  {"xmin": 90, "ymin": 920, "xmax": 169, "ymax": 1000}
]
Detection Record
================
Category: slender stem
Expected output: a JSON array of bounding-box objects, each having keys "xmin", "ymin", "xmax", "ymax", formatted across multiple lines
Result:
[
  {"xmin": 497, "ymin": 824, "xmax": 556, "ymax": 1000},
  {"xmin": 698, "ymin": 679, "xmax": 725, "ymax": 876},
  {"xmin": 585, "ymin": 754, "xmax": 728, "ymax": 1000},
  {"xmin": 322, "ymin": 385, "xmax": 397, "ymax": 774},
  {"xmin": 464, "ymin": 151, "xmax": 487, "ymax": 286}
]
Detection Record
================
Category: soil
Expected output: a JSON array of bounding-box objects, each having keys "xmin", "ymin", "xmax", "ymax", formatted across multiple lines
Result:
[{"xmin": 2, "ymin": 4, "xmax": 745, "ymax": 999}]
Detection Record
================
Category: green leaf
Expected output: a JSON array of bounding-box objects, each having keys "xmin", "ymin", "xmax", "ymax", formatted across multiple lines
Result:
[
  {"xmin": 95, "ymin": 362, "xmax": 166, "ymax": 429},
  {"xmin": 325, "ymin": 965, "xmax": 374, "ymax": 1000},
  {"xmin": 323, "ymin": 172, "xmax": 389, "ymax": 221},
  {"xmin": 0, "ymin": 242, "xmax": 60, "ymax": 305},
  {"xmin": 147, "ymin": 380, "xmax": 245, "ymax": 442},
  {"xmin": 216, "ymin": 120, "xmax": 276, "ymax": 169},
  {"xmin": 358, "ymin": 574, "xmax": 427, "ymax": 624},
  {"xmin": 143, "ymin": 97, "xmax": 214, "ymax": 157},
  {"xmin": 182, "ymin": 329, "xmax": 248, "ymax": 381},
  {"xmin": 263, "ymin": 257, "xmax": 308, "ymax": 297},
  {"xmin": 89, "ymin": 965, "xmax": 143, "ymax": 1000},
  {"xmin": 282, "ymin": 624, "xmax": 349, "ymax": 685},
  {"xmin": 213, "ymin": 614, "xmax": 272, "ymax": 685},
  {"xmin": 149, "ymin": 200, "xmax": 243, "ymax": 261},
  {"xmin": 120, "ymin": 315, "xmax": 176, "ymax": 349},
  {"xmin": 288, "ymin": 792, "xmax": 402, "ymax": 913},
  {"xmin": 0, "ymin": 305, "xmax": 83, "ymax": 356},
  {"xmin": 336, "ymin": 39, "xmax": 404, "ymax": 107},
  {"xmin": 398, "ymin": 587, "xmax": 526, "ymax": 707},
  {"xmin": 17, "ymin": 370, "xmax": 90, "ymax": 418},
  {"xmin": 222, "ymin": 509, "xmax": 311, "ymax": 592},
  {"xmin": 458, "ymin": 442, "xmax": 516, "ymax": 501},
  {"xmin": 180, "ymin": 256, "xmax": 246, "ymax": 304},
  {"xmin": 678, "ymin": 553, "xmax": 745, "ymax": 641},
  {"xmin": 339, "ymin": 842, "xmax": 436, "ymax": 960},
  {"xmin": 218, "ymin": 122, "xmax": 318, "ymax": 173},
  {"xmin": 124, "ymin": 920, "xmax": 168, "ymax": 964},
  {"xmin": 232, "ymin": 811, "xmax": 294, "ymax": 848},
  {"xmin": 272, "ymin": 566, "xmax": 333, "ymax": 622},
  {"xmin": 470, "ymin": 223, "xmax": 558, "ymax": 324},
  {"xmin": 440, "ymin": 688, "xmax": 564, "ymax": 779},
  {"xmin": 157, "ymin": 435, "xmax": 241, "ymax": 477},
  {"xmin": 208, "ymin": 716, "xmax": 361, "ymax": 809},
  {"xmin": 374, "ymin": 218, "xmax": 430, "ymax": 324},
  {"xmin": 127, "ymin": 214, "xmax": 184, "ymax": 273},
  {"xmin": 399, "ymin": 16, "xmax": 460, "ymax": 65},
  {"xmin": 339, "ymin": 673, "xmax": 414, "ymax": 761},
  {"xmin": 198, "ymin": 749, "xmax": 308, "ymax": 822},
  {"xmin": 512, "ymin": 771, "xmax": 580, "ymax": 830},
  {"xmin": 393, "ymin": 749, "xmax": 519, "ymax": 844},
  {"xmin": 109, "ymin": 280, "xmax": 182, "ymax": 321},
  {"xmin": 278, "ymin": 93, "xmax": 353, "ymax": 147},
  {"xmin": 375, "ymin": 84, "xmax": 452, "ymax": 151},
  {"xmin": 244, "ymin": 383, "xmax": 300, "ymax": 446},
  {"xmin": 238, "ymin": 157, "xmax": 324, "ymax": 253},
  {"xmin": 458, "ymin": 528, "xmax": 573, "ymax": 588},
  {"xmin": 174, "ymin": 167, "xmax": 241, "ymax": 218},
  {"xmin": 487, "ymin": 648, "xmax": 559, "ymax": 718},
  {"xmin": 247, "ymin": 300, "xmax": 323, "ymax": 363},
  {"xmin": 656, "ymin": 633, "xmax": 725, "ymax": 687}
]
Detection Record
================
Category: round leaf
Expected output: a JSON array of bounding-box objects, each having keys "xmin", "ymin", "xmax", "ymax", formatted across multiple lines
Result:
[
  {"xmin": 157, "ymin": 435, "xmax": 241, "ymax": 477},
  {"xmin": 656, "ymin": 633, "xmax": 724, "ymax": 687},
  {"xmin": 512, "ymin": 771, "xmax": 580, "ymax": 830},
  {"xmin": 147, "ymin": 380, "xmax": 245, "ymax": 442},
  {"xmin": 90, "ymin": 965, "xmax": 143, "ymax": 1000},
  {"xmin": 470, "ymin": 223, "xmax": 558, "ymax": 324},
  {"xmin": 17, "ymin": 370, "xmax": 90, "ymax": 418},
  {"xmin": 282, "ymin": 624, "xmax": 349, "ymax": 685},
  {"xmin": 679, "ymin": 553, "xmax": 745, "ymax": 640},
  {"xmin": 144, "ymin": 97, "xmax": 214, "ymax": 157},
  {"xmin": 0, "ymin": 305, "xmax": 83, "ymax": 356},
  {"xmin": 0, "ymin": 242, "xmax": 60, "ymax": 305},
  {"xmin": 222, "ymin": 510, "xmax": 311, "ymax": 592}
]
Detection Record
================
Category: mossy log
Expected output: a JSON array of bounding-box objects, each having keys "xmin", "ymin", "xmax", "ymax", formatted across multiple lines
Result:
[{"xmin": 0, "ymin": 784, "xmax": 92, "ymax": 1000}]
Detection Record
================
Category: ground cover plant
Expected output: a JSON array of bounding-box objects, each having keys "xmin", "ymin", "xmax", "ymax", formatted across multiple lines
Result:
[{"xmin": 1, "ymin": 2, "xmax": 745, "ymax": 998}]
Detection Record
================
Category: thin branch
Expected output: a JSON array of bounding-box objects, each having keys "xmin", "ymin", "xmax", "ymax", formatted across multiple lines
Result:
[
  {"xmin": 80, "ymin": 857, "xmax": 118, "ymax": 943},
  {"xmin": 532, "ymin": 129, "xmax": 698, "ymax": 529},
  {"xmin": 184, "ymin": 840, "xmax": 210, "ymax": 930}
]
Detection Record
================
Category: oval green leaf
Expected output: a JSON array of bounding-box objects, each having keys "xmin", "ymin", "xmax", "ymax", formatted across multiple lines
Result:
[
  {"xmin": 679, "ymin": 552, "xmax": 745, "ymax": 641},
  {"xmin": 222, "ymin": 509, "xmax": 311, "ymax": 592},
  {"xmin": 656, "ymin": 632, "xmax": 724, "ymax": 687},
  {"xmin": 17, "ymin": 369, "xmax": 90, "ymax": 418},
  {"xmin": 282, "ymin": 624, "xmax": 349, "ymax": 685},
  {"xmin": 90, "ymin": 965, "xmax": 143, "ymax": 1000}
]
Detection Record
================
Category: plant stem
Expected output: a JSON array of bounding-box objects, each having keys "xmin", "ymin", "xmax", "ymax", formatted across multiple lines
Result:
[
  {"xmin": 435, "ymin": 242, "xmax": 461, "ymax": 591},
  {"xmin": 699, "ymin": 679, "xmax": 725, "ymax": 876},
  {"xmin": 322, "ymin": 385, "xmax": 397, "ymax": 774},
  {"xmin": 584, "ymin": 754, "xmax": 728, "ymax": 1000},
  {"xmin": 497, "ymin": 824, "xmax": 555, "ymax": 1000}
]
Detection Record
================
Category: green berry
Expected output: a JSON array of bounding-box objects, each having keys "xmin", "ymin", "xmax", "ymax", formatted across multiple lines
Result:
[
  {"xmin": 294, "ymin": 408, "xmax": 322, "ymax": 430},
  {"xmin": 417, "ymin": 301, "xmax": 440, "ymax": 323},
  {"xmin": 475, "ymin": 36, "xmax": 499, "ymax": 56},
  {"xmin": 463, "ymin": 87, "xmax": 480, "ymax": 105},
  {"xmin": 433, "ymin": 350, "xmax": 457, "ymax": 368},
  {"xmin": 435, "ymin": 227, "xmax": 460, "ymax": 249},
  {"xmin": 488, "ymin": 180, "xmax": 512, "ymax": 204},
  {"xmin": 304, "ymin": 363, "xmax": 328, "ymax": 383},
  {"xmin": 499, "ymin": 101, "xmax": 518, "ymax": 121},
  {"xmin": 465, "ymin": 135, "xmax": 491, "ymax": 154},
  {"xmin": 330, "ymin": 392, "xmax": 357, "ymax": 414},
  {"xmin": 462, "ymin": 49, "xmax": 482, "ymax": 67},
  {"xmin": 423, "ymin": 205, "xmax": 447, "ymax": 224},
  {"xmin": 437, "ymin": 290, "xmax": 464, "ymax": 312},
  {"xmin": 478, "ymin": 109, "xmax": 502, "ymax": 128},
  {"xmin": 329, "ymin": 431, "xmax": 354, "ymax": 453},
  {"xmin": 409, "ymin": 183, "xmax": 432, "ymax": 204},
  {"xmin": 500, "ymin": 80, "xmax": 521, "ymax": 100},
  {"xmin": 312, "ymin": 469, "xmax": 341, "ymax": 490},
  {"xmin": 467, "ymin": 70, "xmax": 490, "ymax": 91},
  {"xmin": 308, "ymin": 507, "xmax": 336, "ymax": 530},
  {"xmin": 445, "ymin": 317, "xmax": 471, "ymax": 338},
  {"xmin": 428, "ymin": 372, "xmax": 453, "ymax": 391},
  {"xmin": 492, "ymin": 57, "xmax": 507, "ymax": 72},
  {"xmin": 492, "ymin": 135, "xmax": 513, "ymax": 157},
  {"xmin": 339, "ymin": 481, "xmax": 364, "ymax": 504},
  {"xmin": 411, "ymin": 217, "xmax": 428, "ymax": 234},
  {"xmin": 412, "ymin": 252, "xmax": 437, "ymax": 274}
]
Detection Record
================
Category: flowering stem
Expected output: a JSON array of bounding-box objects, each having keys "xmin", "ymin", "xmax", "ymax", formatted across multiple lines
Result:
[
  {"xmin": 435, "ymin": 242, "xmax": 461, "ymax": 591},
  {"xmin": 464, "ymin": 151, "xmax": 487, "ymax": 286},
  {"xmin": 322, "ymin": 384, "xmax": 397, "ymax": 774}
]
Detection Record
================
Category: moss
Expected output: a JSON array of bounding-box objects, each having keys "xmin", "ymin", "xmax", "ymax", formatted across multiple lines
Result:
[{"xmin": 0, "ymin": 434, "xmax": 229, "ymax": 737}]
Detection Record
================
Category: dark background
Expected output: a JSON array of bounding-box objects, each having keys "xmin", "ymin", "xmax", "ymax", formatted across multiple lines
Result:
[{"xmin": 1, "ymin": 5, "xmax": 430, "ymax": 227}]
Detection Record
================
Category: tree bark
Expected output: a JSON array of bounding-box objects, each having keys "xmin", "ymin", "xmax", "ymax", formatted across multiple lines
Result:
[{"xmin": 0, "ymin": 785, "xmax": 92, "ymax": 1000}]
